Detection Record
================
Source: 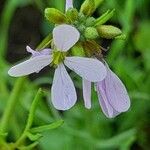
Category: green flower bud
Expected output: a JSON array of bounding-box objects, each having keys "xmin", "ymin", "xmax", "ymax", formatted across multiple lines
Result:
[
  {"xmin": 85, "ymin": 17, "xmax": 96, "ymax": 27},
  {"xmin": 84, "ymin": 27, "xmax": 99, "ymax": 39},
  {"xmin": 80, "ymin": 0, "xmax": 95, "ymax": 16},
  {"xmin": 66, "ymin": 8, "xmax": 78, "ymax": 23},
  {"xmin": 97, "ymin": 25, "xmax": 122, "ymax": 39},
  {"xmin": 45, "ymin": 8, "xmax": 68, "ymax": 24},
  {"xmin": 71, "ymin": 42, "xmax": 85, "ymax": 57},
  {"xmin": 94, "ymin": 0, "xmax": 104, "ymax": 9}
]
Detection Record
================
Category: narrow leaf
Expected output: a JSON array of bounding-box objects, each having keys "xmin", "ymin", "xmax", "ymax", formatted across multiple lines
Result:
[
  {"xmin": 95, "ymin": 9, "xmax": 115, "ymax": 26},
  {"xmin": 30, "ymin": 120, "xmax": 64, "ymax": 133}
]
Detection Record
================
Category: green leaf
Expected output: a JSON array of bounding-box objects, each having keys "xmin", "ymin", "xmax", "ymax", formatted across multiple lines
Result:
[
  {"xmin": 26, "ymin": 132, "xmax": 42, "ymax": 141},
  {"xmin": 18, "ymin": 141, "xmax": 39, "ymax": 150},
  {"xmin": 95, "ymin": 9, "xmax": 115, "ymax": 26},
  {"xmin": 30, "ymin": 120, "xmax": 64, "ymax": 133},
  {"xmin": 36, "ymin": 34, "xmax": 52, "ymax": 51}
]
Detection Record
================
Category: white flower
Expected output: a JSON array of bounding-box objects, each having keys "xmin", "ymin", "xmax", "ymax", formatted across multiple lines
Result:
[{"xmin": 8, "ymin": 24, "xmax": 107, "ymax": 110}]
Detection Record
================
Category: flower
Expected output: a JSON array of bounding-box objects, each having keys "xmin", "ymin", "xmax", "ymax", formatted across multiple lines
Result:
[
  {"xmin": 82, "ymin": 62, "xmax": 130, "ymax": 118},
  {"xmin": 8, "ymin": 24, "xmax": 107, "ymax": 110}
]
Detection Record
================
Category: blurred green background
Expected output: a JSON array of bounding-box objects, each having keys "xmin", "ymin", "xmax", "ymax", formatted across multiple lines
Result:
[{"xmin": 0, "ymin": 0, "xmax": 150, "ymax": 149}]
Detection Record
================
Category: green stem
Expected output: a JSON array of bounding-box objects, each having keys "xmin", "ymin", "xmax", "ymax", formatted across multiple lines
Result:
[
  {"xmin": 15, "ymin": 89, "xmax": 43, "ymax": 147},
  {"xmin": 0, "ymin": 77, "xmax": 26, "ymax": 133}
]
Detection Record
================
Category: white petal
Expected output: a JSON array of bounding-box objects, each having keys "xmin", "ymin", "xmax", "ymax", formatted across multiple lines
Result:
[
  {"xmin": 105, "ymin": 66, "xmax": 130, "ymax": 112},
  {"xmin": 51, "ymin": 64, "xmax": 77, "ymax": 110},
  {"xmin": 53, "ymin": 24, "xmax": 80, "ymax": 52},
  {"xmin": 66, "ymin": 0, "xmax": 73, "ymax": 11},
  {"xmin": 8, "ymin": 55, "xmax": 52, "ymax": 77},
  {"xmin": 82, "ymin": 79, "xmax": 91, "ymax": 109},
  {"xmin": 96, "ymin": 82, "xmax": 120, "ymax": 118},
  {"xmin": 64, "ymin": 57, "xmax": 107, "ymax": 82}
]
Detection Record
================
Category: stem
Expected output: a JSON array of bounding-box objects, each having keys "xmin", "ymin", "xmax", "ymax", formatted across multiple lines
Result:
[
  {"xmin": 15, "ymin": 89, "xmax": 43, "ymax": 147},
  {"xmin": 0, "ymin": 77, "xmax": 26, "ymax": 133}
]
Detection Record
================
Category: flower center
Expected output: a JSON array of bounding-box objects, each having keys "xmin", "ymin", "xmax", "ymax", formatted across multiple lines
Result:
[{"xmin": 51, "ymin": 50, "xmax": 66, "ymax": 66}]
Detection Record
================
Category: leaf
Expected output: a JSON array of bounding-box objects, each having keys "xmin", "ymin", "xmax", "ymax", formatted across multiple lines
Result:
[
  {"xmin": 26, "ymin": 132, "xmax": 42, "ymax": 141},
  {"xmin": 30, "ymin": 120, "xmax": 64, "ymax": 133},
  {"xmin": 95, "ymin": 9, "xmax": 115, "ymax": 26}
]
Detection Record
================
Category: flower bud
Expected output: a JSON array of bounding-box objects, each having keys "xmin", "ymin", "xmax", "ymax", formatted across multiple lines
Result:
[
  {"xmin": 45, "ymin": 8, "xmax": 68, "ymax": 24},
  {"xmin": 66, "ymin": 8, "xmax": 78, "ymax": 23},
  {"xmin": 97, "ymin": 25, "xmax": 122, "ymax": 39},
  {"xmin": 71, "ymin": 42, "xmax": 85, "ymax": 56},
  {"xmin": 85, "ymin": 17, "xmax": 96, "ymax": 27},
  {"xmin": 80, "ymin": 0, "xmax": 95, "ymax": 16},
  {"xmin": 84, "ymin": 27, "xmax": 99, "ymax": 40}
]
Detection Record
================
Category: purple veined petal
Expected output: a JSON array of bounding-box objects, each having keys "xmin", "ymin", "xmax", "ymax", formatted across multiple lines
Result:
[
  {"xmin": 40, "ymin": 48, "xmax": 52, "ymax": 55},
  {"xmin": 26, "ymin": 46, "xmax": 52, "ymax": 57},
  {"xmin": 65, "ymin": 0, "xmax": 73, "ymax": 11},
  {"xmin": 64, "ymin": 56, "xmax": 107, "ymax": 82},
  {"xmin": 82, "ymin": 79, "xmax": 92, "ymax": 109},
  {"xmin": 26, "ymin": 46, "xmax": 39, "ymax": 56},
  {"xmin": 104, "ymin": 65, "xmax": 131, "ymax": 112},
  {"xmin": 51, "ymin": 63, "xmax": 77, "ymax": 110},
  {"xmin": 96, "ymin": 82, "xmax": 120, "ymax": 118},
  {"xmin": 53, "ymin": 24, "xmax": 80, "ymax": 52},
  {"xmin": 8, "ymin": 55, "xmax": 52, "ymax": 77}
]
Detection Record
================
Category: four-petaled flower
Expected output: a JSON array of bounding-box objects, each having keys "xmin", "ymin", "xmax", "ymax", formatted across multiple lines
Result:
[{"xmin": 8, "ymin": 24, "xmax": 107, "ymax": 110}]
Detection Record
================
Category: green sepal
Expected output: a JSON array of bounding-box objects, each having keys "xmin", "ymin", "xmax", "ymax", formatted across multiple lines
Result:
[
  {"xmin": 97, "ymin": 25, "xmax": 122, "ymax": 39},
  {"xmin": 95, "ymin": 9, "xmax": 115, "ymax": 26},
  {"xmin": 84, "ymin": 27, "xmax": 99, "ymax": 40},
  {"xmin": 71, "ymin": 42, "xmax": 85, "ymax": 57},
  {"xmin": 45, "ymin": 8, "xmax": 68, "ymax": 24},
  {"xmin": 115, "ymin": 34, "xmax": 126, "ymax": 40},
  {"xmin": 82, "ymin": 40, "xmax": 102, "ymax": 57},
  {"xmin": 80, "ymin": 0, "xmax": 95, "ymax": 16},
  {"xmin": 94, "ymin": 0, "xmax": 104, "ymax": 9},
  {"xmin": 66, "ymin": 8, "xmax": 78, "ymax": 23},
  {"xmin": 30, "ymin": 120, "xmax": 64, "ymax": 133},
  {"xmin": 26, "ymin": 132, "xmax": 42, "ymax": 141}
]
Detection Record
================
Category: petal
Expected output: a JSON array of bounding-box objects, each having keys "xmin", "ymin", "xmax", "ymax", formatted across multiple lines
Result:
[
  {"xmin": 26, "ymin": 46, "xmax": 38, "ymax": 56},
  {"xmin": 96, "ymin": 82, "xmax": 119, "ymax": 118},
  {"xmin": 82, "ymin": 79, "xmax": 91, "ymax": 109},
  {"xmin": 64, "ymin": 57, "xmax": 107, "ymax": 82},
  {"xmin": 8, "ymin": 55, "xmax": 52, "ymax": 77},
  {"xmin": 51, "ymin": 64, "xmax": 77, "ymax": 110},
  {"xmin": 66, "ymin": 0, "xmax": 73, "ymax": 11},
  {"xmin": 26, "ymin": 46, "xmax": 52, "ymax": 57},
  {"xmin": 105, "ymin": 65, "xmax": 130, "ymax": 112},
  {"xmin": 53, "ymin": 24, "xmax": 80, "ymax": 51}
]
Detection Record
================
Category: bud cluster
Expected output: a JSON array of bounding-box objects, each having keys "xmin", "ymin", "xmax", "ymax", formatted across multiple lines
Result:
[{"xmin": 44, "ymin": 0, "xmax": 124, "ymax": 58}]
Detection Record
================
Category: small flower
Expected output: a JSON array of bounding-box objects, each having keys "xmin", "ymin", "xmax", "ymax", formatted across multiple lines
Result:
[
  {"xmin": 82, "ymin": 62, "xmax": 130, "ymax": 118},
  {"xmin": 8, "ymin": 24, "xmax": 107, "ymax": 110}
]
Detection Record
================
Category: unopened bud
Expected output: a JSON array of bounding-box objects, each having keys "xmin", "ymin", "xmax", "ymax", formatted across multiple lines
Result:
[
  {"xmin": 66, "ymin": 8, "xmax": 78, "ymax": 23},
  {"xmin": 80, "ymin": 0, "xmax": 95, "ymax": 16},
  {"xmin": 97, "ymin": 25, "xmax": 122, "ymax": 39},
  {"xmin": 84, "ymin": 27, "xmax": 99, "ymax": 39},
  {"xmin": 71, "ymin": 43, "xmax": 85, "ymax": 56},
  {"xmin": 45, "ymin": 8, "xmax": 68, "ymax": 24}
]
